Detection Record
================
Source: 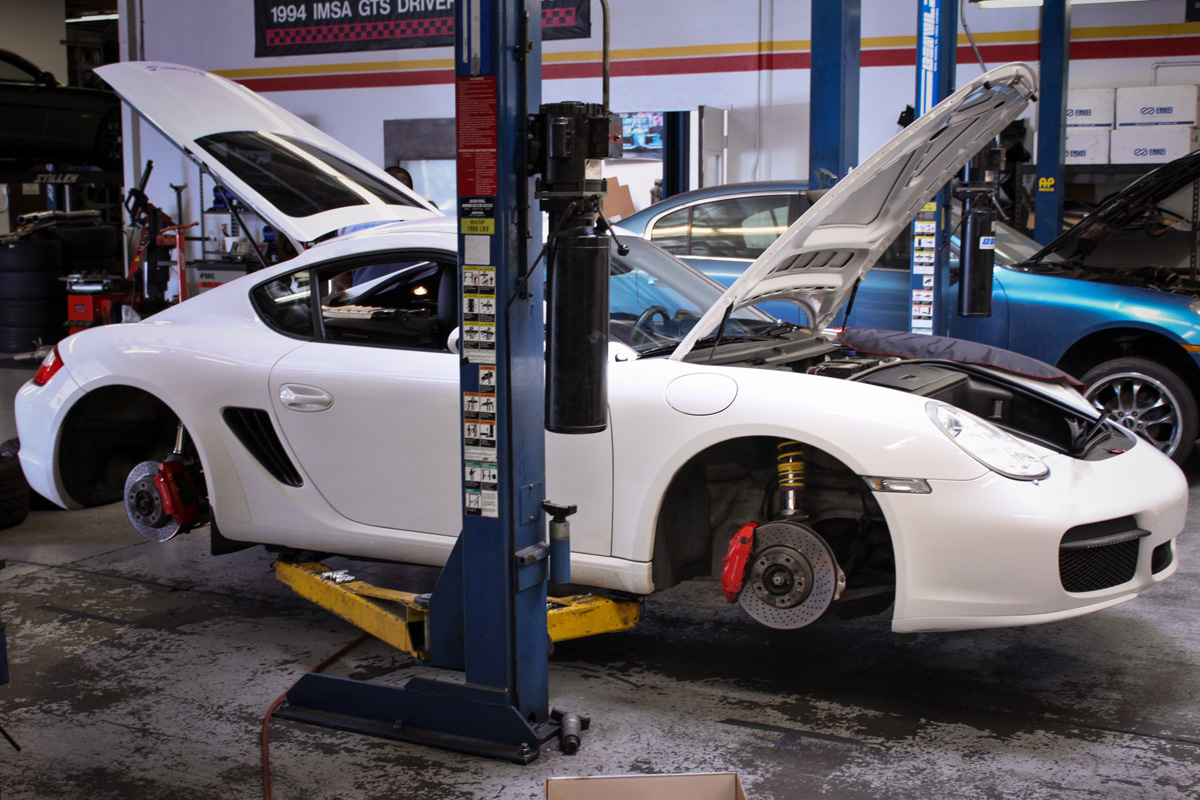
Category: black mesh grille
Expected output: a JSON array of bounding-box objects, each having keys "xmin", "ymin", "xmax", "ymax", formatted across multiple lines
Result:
[
  {"xmin": 221, "ymin": 407, "xmax": 303, "ymax": 488},
  {"xmin": 1059, "ymin": 537, "xmax": 1139, "ymax": 592}
]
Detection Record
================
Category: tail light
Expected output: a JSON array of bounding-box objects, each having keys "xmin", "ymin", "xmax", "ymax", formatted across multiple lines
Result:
[{"xmin": 33, "ymin": 346, "xmax": 64, "ymax": 386}]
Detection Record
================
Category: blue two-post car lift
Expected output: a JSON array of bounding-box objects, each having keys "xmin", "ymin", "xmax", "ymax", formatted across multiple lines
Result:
[{"xmin": 272, "ymin": 0, "xmax": 634, "ymax": 764}]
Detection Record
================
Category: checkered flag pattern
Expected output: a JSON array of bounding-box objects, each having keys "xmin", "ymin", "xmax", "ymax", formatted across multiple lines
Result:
[{"xmin": 266, "ymin": 16, "xmax": 454, "ymax": 46}]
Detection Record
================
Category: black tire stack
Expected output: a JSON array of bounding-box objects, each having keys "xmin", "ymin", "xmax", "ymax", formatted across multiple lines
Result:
[
  {"xmin": 0, "ymin": 239, "xmax": 65, "ymax": 353},
  {"xmin": 0, "ymin": 441, "xmax": 30, "ymax": 531},
  {"xmin": 0, "ymin": 225, "xmax": 121, "ymax": 353}
]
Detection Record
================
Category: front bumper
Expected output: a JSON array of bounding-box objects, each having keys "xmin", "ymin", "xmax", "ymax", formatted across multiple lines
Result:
[{"xmin": 878, "ymin": 438, "xmax": 1187, "ymax": 633}]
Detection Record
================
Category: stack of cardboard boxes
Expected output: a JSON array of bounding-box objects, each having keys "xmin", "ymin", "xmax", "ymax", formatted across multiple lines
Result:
[
  {"xmin": 1053, "ymin": 86, "xmax": 1200, "ymax": 166},
  {"xmin": 1063, "ymin": 88, "xmax": 1114, "ymax": 165},
  {"xmin": 1112, "ymin": 84, "xmax": 1200, "ymax": 164}
]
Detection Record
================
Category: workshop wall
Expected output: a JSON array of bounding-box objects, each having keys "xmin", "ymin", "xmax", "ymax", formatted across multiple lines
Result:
[
  {"xmin": 0, "ymin": 0, "xmax": 69, "ymax": 83},
  {"xmin": 115, "ymin": 0, "xmax": 1200, "ymax": 226}
]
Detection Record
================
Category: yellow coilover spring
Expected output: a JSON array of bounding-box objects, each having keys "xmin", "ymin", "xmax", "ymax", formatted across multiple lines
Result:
[{"xmin": 776, "ymin": 440, "xmax": 805, "ymax": 516}]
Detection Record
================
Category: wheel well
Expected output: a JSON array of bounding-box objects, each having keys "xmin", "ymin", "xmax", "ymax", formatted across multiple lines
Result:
[
  {"xmin": 651, "ymin": 436, "xmax": 895, "ymax": 614},
  {"xmin": 1058, "ymin": 329, "xmax": 1200, "ymax": 397},
  {"xmin": 59, "ymin": 385, "xmax": 180, "ymax": 506}
]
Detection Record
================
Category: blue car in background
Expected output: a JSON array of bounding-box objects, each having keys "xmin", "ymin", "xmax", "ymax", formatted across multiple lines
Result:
[{"xmin": 618, "ymin": 154, "xmax": 1200, "ymax": 464}]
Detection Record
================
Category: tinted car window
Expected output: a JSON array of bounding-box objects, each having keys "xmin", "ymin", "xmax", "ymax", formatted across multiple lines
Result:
[
  {"xmin": 196, "ymin": 131, "xmax": 424, "ymax": 218},
  {"xmin": 649, "ymin": 195, "xmax": 792, "ymax": 259},
  {"xmin": 0, "ymin": 60, "xmax": 37, "ymax": 83},
  {"xmin": 252, "ymin": 269, "xmax": 314, "ymax": 337},
  {"xmin": 318, "ymin": 257, "xmax": 458, "ymax": 350}
]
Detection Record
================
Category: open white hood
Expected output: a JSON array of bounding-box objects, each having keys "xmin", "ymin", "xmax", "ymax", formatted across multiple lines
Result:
[
  {"xmin": 96, "ymin": 62, "xmax": 440, "ymax": 245},
  {"xmin": 672, "ymin": 63, "xmax": 1036, "ymax": 361}
]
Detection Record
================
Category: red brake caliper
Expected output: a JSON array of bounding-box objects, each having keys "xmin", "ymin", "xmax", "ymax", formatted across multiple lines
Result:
[
  {"xmin": 153, "ymin": 460, "xmax": 198, "ymax": 528},
  {"xmin": 720, "ymin": 522, "xmax": 759, "ymax": 603}
]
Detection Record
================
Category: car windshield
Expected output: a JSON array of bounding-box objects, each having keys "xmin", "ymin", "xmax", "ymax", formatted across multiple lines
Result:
[
  {"xmin": 990, "ymin": 217, "xmax": 1061, "ymax": 266},
  {"xmin": 195, "ymin": 131, "xmax": 423, "ymax": 218},
  {"xmin": 609, "ymin": 236, "xmax": 775, "ymax": 353}
]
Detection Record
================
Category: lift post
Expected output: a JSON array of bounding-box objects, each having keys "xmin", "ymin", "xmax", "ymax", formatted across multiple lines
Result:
[
  {"xmin": 909, "ymin": 0, "xmax": 957, "ymax": 337},
  {"xmin": 273, "ymin": 0, "xmax": 562, "ymax": 764}
]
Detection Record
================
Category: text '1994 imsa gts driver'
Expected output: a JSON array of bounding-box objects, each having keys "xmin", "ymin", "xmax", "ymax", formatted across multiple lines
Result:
[{"xmin": 16, "ymin": 61, "xmax": 1186, "ymax": 635}]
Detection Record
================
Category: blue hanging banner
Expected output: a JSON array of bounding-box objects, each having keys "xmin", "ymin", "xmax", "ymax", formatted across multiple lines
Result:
[{"xmin": 254, "ymin": 0, "xmax": 587, "ymax": 57}]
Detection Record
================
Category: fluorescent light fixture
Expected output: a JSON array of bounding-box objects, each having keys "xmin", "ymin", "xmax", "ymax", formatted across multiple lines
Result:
[
  {"xmin": 974, "ymin": 0, "xmax": 1153, "ymax": 7},
  {"xmin": 66, "ymin": 13, "xmax": 119, "ymax": 23}
]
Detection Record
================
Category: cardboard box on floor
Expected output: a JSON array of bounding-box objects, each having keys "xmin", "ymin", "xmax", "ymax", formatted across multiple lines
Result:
[
  {"xmin": 603, "ymin": 178, "xmax": 635, "ymax": 222},
  {"xmin": 546, "ymin": 772, "xmax": 747, "ymax": 800}
]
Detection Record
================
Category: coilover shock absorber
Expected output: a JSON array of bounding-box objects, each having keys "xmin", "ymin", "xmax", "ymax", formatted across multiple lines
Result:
[{"xmin": 776, "ymin": 440, "xmax": 806, "ymax": 519}]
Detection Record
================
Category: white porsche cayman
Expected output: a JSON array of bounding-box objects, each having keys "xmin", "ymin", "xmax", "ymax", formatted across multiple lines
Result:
[{"xmin": 15, "ymin": 62, "xmax": 1186, "ymax": 634}]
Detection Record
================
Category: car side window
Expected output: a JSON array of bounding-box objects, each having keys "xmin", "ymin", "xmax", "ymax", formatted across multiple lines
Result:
[
  {"xmin": 316, "ymin": 256, "xmax": 459, "ymax": 351},
  {"xmin": 647, "ymin": 207, "xmax": 691, "ymax": 254},
  {"xmin": 252, "ymin": 269, "xmax": 315, "ymax": 337},
  {"xmin": 649, "ymin": 195, "xmax": 792, "ymax": 260},
  {"xmin": 0, "ymin": 60, "xmax": 38, "ymax": 84}
]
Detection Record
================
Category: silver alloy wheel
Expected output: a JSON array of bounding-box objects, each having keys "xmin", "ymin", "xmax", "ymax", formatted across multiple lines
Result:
[{"xmin": 1083, "ymin": 371, "xmax": 1184, "ymax": 456}]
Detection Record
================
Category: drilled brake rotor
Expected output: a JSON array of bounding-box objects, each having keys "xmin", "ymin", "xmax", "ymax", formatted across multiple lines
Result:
[
  {"xmin": 124, "ymin": 460, "xmax": 182, "ymax": 542},
  {"xmin": 738, "ymin": 520, "xmax": 843, "ymax": 629}
]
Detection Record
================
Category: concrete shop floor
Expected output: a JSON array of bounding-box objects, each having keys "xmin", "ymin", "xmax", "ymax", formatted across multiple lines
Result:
[{"xmin": 0, "ymin": 359, "xmax": 1198, "ymax": 800}]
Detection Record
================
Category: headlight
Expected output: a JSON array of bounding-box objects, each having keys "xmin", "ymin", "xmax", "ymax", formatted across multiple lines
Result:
[
  {"xmin": 1189, "ymin": 299, "xmax": 1200, "ymax": 318},
  {"xmin": 926, "ymin": 402, "xmax": 1048, "ymax": 480}
]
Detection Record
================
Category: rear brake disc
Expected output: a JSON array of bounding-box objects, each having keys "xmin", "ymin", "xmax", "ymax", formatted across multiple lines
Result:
[{"xmin": 124, "ymin": 460, "xmax": 182, "ymax": 542}]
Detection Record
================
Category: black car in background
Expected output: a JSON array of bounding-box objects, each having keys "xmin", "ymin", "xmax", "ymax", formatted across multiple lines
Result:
[{"xmin": 0, "ymin": 49, "xmax": 121, "ymax": 170}]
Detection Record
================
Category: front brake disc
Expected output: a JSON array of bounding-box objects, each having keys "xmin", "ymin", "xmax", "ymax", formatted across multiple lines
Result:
[{"xmin": 737, "ymin": 520, "xmax": 843, "ymax": 629}]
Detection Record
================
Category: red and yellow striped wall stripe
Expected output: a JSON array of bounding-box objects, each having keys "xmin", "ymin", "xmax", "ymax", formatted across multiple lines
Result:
[{"xmin": 213, "ymin": 22, "xmax": 1200, "ymax": 93}]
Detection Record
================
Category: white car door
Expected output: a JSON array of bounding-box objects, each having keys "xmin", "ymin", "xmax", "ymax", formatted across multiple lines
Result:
[
  {"xmin": 258, "ymin": 245, "xmax": 617, "ymax": 554},
  {"xmin": 265, "ymin": 254, "xmax": 462, "ymax": 535}
]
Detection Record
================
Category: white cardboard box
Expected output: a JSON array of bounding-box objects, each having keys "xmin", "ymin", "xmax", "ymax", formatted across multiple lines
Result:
[
  {"xmin": 1067, "ymin": 88, "xmax": 1114, "ymax": 128},
  {"xmin": 1110, "ymin": 126, "xmax": 1200, "ymax": 164},
  {"xmin": 1116, "ymin": 85, "xmax": 1200, "ymax": 127},
  {"xmin": 546, "ymin": 773, "xmax": 747, "ymax": 800},
  {"xmin": 1065, "ymin": 129, "xmax": 1110, "ymax": 164},
  {"xmin": 1031, "ymin": 129, "xmax": 1111, "ymax": 164}
]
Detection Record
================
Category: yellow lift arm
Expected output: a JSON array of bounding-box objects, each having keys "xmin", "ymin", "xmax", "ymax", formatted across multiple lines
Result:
[{"xmin": 276, "ymin": 560, "xmax": 640, "ymax": 661}]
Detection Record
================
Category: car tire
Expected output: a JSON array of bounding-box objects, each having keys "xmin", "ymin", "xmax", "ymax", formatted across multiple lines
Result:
[
  {"xmin": 0, "ymin": 269, "xmax": 63, "ymax": 301},
  {"xmin": 0, "ymin": 324, "xmax": 61, "ymax": 353},
  {"xmin": 0, "ymin": 239, "xmax": 63, "ymax": 273},
  {"xmin": 53, "ymin": 225, "xmax": 119, "ymax": 261},
  {"xmin": 0, "ymin": 450, "xmax": 31, "ymax": 531},
  {"xmin": 0, "ymin": 299, "xmax": 60, "ymax": 328},
  {"xmin": 1081, "ymin": 357, "xmax": 1198, "ymax": 465}
]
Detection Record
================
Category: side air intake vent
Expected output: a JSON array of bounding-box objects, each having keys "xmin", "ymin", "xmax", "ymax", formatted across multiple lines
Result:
[{"xmin": 221, "ymin": 407, "xmax": 304, "ymax": 487}]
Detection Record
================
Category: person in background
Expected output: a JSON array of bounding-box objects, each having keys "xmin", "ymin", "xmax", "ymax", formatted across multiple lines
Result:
[{"xmin": 386, "ymin": 165, "xmax": 414, "ymax": 189}]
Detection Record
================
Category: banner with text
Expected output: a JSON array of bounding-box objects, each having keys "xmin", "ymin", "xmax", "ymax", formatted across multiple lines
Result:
[{"xmin": 255, "ymin": 0, "xmax": 590, "ymax": 57}]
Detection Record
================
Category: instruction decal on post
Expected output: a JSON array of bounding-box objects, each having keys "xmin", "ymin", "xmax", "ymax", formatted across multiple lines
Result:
[
  {"xmin": 456, "ymin": 76, "xmax": 498, "ymax": 196},
  {"xmin": 462, "ymin": 265, "xmax": 497, "ymax": 364}
]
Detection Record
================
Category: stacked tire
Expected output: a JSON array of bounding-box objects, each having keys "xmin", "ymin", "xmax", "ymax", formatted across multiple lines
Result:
[
  {"xmin": 0, "ymin": 442, "xmax": 30, "ymax": 531},
  {"xmin": 54, "ymin": 223, "xmax": 121, "ymax": 276},
  {"xmin": 0, "ymin": 239, "xmax": 65, "ymax": 353},
  {"xmin": 0, "ymin": 225, "xmax": 121, "ymax": 353}
]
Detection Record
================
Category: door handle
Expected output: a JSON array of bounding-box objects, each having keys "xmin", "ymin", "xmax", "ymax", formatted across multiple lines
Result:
[{"xmin": 279, "ymin": 384, "xmax": 333, "ymax": 412}]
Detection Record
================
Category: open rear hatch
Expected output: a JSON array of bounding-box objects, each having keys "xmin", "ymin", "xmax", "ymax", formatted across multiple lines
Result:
[{"xmin": 96, "ymin": 61, "xmax": 440, "ymax": 248}]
